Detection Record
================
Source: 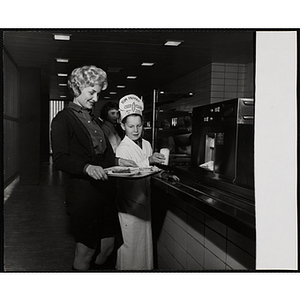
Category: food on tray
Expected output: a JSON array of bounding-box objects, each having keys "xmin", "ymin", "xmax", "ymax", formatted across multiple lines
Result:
[
  {"xmin": 111, "ymin": 168, "xmax": 131, "ymax": 173},
  {"xmin": 139, "ymin": 167, "xmax": 152, "ymax": 172},
  {"xmin": 105, "ymin": 165, "xmax": 160, "ymax": 177},
  {"xmin": 138, "ymin": 166, "xmax": 160, "ymax": 173}
]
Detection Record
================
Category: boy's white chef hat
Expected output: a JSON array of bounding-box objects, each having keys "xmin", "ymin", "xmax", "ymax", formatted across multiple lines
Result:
[{"xmin": 119, "ymin": 94, "xmax": 144, "ymax": 121}]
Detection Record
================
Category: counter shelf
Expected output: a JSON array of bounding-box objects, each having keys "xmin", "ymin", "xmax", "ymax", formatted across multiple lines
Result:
[{"xmin": 152, "ymin": 165, "xmax": 255, "ymax": 241}]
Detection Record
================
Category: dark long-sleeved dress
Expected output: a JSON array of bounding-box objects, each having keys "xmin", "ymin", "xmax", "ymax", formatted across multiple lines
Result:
[{"xmin": 51, "ymin": 106, "xmax": 120, "ymax": 249}]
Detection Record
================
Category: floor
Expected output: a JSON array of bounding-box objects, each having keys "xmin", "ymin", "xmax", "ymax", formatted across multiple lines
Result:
[{"xmin": 4, "ymin": 159, "xmax": 75, "ymax": 272}]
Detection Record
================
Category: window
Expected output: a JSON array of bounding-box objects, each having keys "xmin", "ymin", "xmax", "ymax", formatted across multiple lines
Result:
[{"xmin": 49, "ymin": 100, "xmax": 65, "ymax": 153}]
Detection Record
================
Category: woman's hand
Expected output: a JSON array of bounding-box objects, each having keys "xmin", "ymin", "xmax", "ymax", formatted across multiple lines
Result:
[
  {"xmin": 149, "ymin": 152, "xmax": 165, "ymax": 165},
  {"xmin": 86, "ymin": 165, "xmax": 108, "ymax": 180},
  {"xmin": 118, "ymin": 158, "xmax": 138, "ymax": 167}
]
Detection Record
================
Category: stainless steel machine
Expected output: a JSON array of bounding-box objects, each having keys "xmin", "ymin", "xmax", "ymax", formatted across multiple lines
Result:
[{"xmin": 191, "ymin": 98, "xmax": 254, "ymax": 189}]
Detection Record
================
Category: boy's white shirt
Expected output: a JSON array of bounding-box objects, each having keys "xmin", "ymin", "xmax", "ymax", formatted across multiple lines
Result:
[{"xmin": 116, "ymin": 135, "xmax": 152, "ymax": 167}]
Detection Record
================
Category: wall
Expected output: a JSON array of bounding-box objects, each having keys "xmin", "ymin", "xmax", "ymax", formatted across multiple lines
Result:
[
  {"xmin": 159, "ymin": 62, "xmax": 254, "ymax": 112},
  {"xmin": 4, "ymin": 52, "xmax": 45, "ymax": 187},
  {"xmin": 19, "ymin": 68, "xmax": 42, "ymax": 185},
  {"xmin": 3, "ymin": 50, "xmax": 20, "ymax": 187},
  {"xmin": 152, "ymin": 186, "xmax": 255, "ymax": 270}
]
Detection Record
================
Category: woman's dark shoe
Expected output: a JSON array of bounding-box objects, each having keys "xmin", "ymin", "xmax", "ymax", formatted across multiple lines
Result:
[
  {"xmin": 89, "ymin": 262, "xmax": 116, "ymax": 271},
  {"xmin": 72, "ymin": 266, "xmax": 88, "ymax": 272}
]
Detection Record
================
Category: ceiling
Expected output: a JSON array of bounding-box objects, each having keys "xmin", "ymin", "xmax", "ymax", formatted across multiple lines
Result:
[{"xmin": 3, "ymin": 29, "xmax": 255, "ymax": 103}]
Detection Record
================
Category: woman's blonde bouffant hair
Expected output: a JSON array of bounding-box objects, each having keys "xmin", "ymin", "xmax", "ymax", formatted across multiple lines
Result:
[{"xmin": 68, "ymin": 65, "xmax": 108, "ymax": 97}]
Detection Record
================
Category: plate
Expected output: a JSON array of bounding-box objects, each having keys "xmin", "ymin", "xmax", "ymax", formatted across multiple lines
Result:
[
  {"xmin": 138, "ymin": 166, "xmax": 160, "ymax": 174},
  {"xmin": 104, "ymin": 166, "xmax": 161, "ymax": 178},
  {"xmin": 104, "ymin": 166, "xmax": 139, "ymax": 177}
]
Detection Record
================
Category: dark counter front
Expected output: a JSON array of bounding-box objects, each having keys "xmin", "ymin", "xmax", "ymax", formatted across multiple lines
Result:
[{"xmin": 151, "ymin": 166, "xmax": 256, "ymax": 271}]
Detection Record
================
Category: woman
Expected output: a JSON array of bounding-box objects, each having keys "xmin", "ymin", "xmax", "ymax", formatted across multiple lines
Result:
[
  {"xmin": 100, "ymin": 101, "xmax": 123, "ymax": 153},
  {"xmin": 51, "ymin": 66, "xmax": 137, "ymax": 271},
  {"xmin": 115, "ymin": 94, "xmax": 165, "ymax": 270}
]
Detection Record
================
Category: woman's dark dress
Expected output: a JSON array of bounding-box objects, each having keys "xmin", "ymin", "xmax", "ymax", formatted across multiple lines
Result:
[{"xmin": 51, "ymin": 107, "xmax": 120, "ymax": 249}]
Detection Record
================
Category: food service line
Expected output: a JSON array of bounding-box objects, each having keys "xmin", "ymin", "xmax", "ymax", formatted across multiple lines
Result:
[{"xmin": 151, "ymin": 164, "xmax": 255, "ymax": 241}]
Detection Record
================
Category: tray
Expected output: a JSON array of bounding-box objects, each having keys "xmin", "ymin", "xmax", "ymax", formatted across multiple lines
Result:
[{"xmin": 104, "ymin": 166, "xmax": 161, "ymax": 178}]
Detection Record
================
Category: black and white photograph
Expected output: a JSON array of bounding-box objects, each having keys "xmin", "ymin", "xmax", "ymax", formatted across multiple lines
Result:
[{"xmin": 1, "ymin": 11, "xmax": 299, "ymax": 299}]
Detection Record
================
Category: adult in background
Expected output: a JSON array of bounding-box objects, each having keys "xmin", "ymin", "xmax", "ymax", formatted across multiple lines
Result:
[
  {"xmin": 51, "ymin": 66, "xmax": 137, "ymax": 271},
  {"xmin": 100, "ymin": 101, "xmax": 124, "ymax": 153}
]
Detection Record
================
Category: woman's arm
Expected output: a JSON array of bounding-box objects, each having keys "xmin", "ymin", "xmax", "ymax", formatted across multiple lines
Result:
[{"xmin": 51, "ymin": 112, "xmax": 87, "ymax": 176}]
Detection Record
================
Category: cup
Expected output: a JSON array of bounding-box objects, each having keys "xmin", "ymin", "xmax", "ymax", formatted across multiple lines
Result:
[{"xmin": 160, "ymin": 148, "xmax": 170, "ymax": 165}]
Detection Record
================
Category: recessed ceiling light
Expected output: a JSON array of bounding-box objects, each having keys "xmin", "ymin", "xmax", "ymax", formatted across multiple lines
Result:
[
  {"xmin": 127, "ymin": 76, "xmax": 137, "ymax": 79},
  {"xmin": 58, "ymin": 73, "xmax": 68, "ymax": 77},
  {"xmin": 60, "ymin": 95, "xmax": 66, "ymax": 98},
  {"xmin": 104, "ymin": 96, "xmax": 110, "ymax": 99},
  {"xmin": 141, "ymin": 62, "xmax": 155, "ymax": 66},
  {"xmin": 53, "ymin": 34, "xmax": 71, "ymax": 41},
  {"xmin": 59, "ymin": 83, "xmax": 67, "ymax": 86},
  {"xmin": 56, "ymin": 58, "xmax": 69, "ymax": 63},
  {"xmin": 109, "ymin": 92, "xmax": 117, "ymax": 95},
  {"xmin": 117, "ymin": 85, "xmax": 125, "ymax": 88},
  {"xmin": 164, "ymin": 40, "xmax": 184, "ymax": 46}
]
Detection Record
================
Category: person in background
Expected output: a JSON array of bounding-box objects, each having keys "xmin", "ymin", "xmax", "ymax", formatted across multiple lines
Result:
[
  {"xmin": 100, "ymin": 101, "xmax": 123, "ymax": 153},
  {"xmin": 51, "ymin": 66, "xmax": 137, "ymax": 271},
  {"xmin": 173, "ymin": 115, "xmax": 193, "ymax": 155},
  {"xmin": 115, "ymin": 94, "xmax": 165, "ymax": 270}
]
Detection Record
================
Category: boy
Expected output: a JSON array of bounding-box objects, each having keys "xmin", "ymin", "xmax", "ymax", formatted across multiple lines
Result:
[{"xmin": 115, "ymin": 94, "xmax": 165, "ymax": 270}]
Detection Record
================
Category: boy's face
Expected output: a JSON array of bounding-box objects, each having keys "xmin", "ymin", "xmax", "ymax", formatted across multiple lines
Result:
[{"xmin": 121, "ymin": 115, "xmax": 143, "ymax": 141}]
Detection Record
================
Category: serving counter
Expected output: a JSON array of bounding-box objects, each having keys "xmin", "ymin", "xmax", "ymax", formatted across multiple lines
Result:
[{"xmin": 151, "ymin": 166, "xmax": 256, "ymax": 271}]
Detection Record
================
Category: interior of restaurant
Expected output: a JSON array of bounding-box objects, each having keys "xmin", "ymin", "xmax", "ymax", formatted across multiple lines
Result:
[{"xmin": 2, "ymin": 30, "xmax": 298, "ymax": 271}]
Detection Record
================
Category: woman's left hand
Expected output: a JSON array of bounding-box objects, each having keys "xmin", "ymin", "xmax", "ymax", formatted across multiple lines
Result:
[{"xmin": 149, "ymin": 152, "xmax": 165, "ymax": 165}]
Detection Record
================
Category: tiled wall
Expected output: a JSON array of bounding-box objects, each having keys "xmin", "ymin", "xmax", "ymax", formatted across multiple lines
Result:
[
  {"xmin": 159, "ymin": 62, "xmax": 254, "ymax": 112},
  {"xmin": 152, "ymin": 187, "xmax": 255, "ymax": 271}
]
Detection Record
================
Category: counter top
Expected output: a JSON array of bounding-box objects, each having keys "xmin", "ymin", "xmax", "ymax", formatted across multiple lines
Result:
[{"xmin": 151, "ymin": 166, "xmax": 255, "ymax": 240}]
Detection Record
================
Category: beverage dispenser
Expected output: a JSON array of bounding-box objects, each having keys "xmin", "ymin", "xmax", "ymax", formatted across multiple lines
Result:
[{"xmin": 191, "ymin": 98, "xmax": 254, "ymax": 189}]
